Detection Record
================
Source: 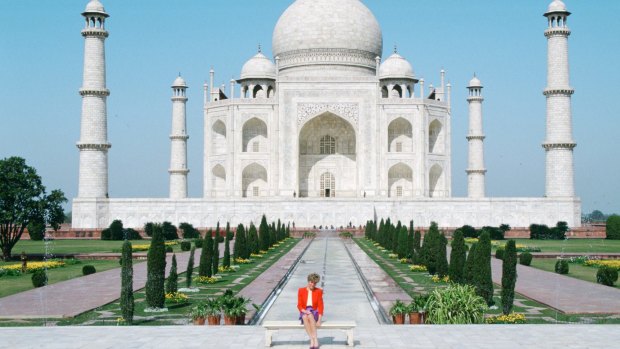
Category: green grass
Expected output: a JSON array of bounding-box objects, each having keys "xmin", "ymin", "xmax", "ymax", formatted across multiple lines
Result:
[
  {"xmin": 355, "ymin": 237, "xmax": 620, "ymax": 324},
  {"xmin": 0, "ymin": 260, "xmax": 126, "ymax": 298},
  {"xmin": 9, "ymin": 239, "xmax": 192, "ymax": 257},
  {"xmin": 530, "ymin": 258, "xmax": 620, "ymax": 289},
  {"xmin": 492, "ymin": 239, "xmax": 620, "ymax": 253}
]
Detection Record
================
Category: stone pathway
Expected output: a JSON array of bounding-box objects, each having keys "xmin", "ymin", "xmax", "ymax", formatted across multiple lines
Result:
[{"xmin": 2, "ymin": 324, "xmax": 619, "ymax": 348}]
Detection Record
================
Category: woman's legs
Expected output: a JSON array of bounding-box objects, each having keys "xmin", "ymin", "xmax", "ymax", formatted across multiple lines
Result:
[{"xmin": 301, "ymin": 314, "xmax": 316, "ymax": 347}]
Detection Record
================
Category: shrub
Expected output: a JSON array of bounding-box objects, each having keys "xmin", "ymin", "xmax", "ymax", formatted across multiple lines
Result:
[
  {"xmin": 179, "ymin": 222, "xmax": 200, "ymax": 239},
  {"xmin": 145, "ymin": 224, "xmax": 166, "ymax": 308},
  {"xmin": 27, "ymin": 221, "xmax": 46, "ymax": 241},
  {"xmin": 530, "ymin": 222, "xmax": 567, "ymax": 240},
  {"xmin": 425, "ymin": 284, "xmax": 486, "ymax": 324},
  {"xmin": 162, "ymin": 222, "xmax": 179, "ymax": 240},
  {"xmin": 82, "ymin": 265, "xmax": 96, "ymax": 275},
  {"xmin": 124, "ymin": 228, "xmax": 142, "ymax": 240},
  {"xmin": 495, "ymin": 248, "xmax": 504, "ymax": 260},
  {"xmin": 194, "ymin": 238, "xmax": 203, "ymax": 248},
  {"xmin": 501, "ymin": 240, "xmax": 517, "ymax": 315},
  {"xmin": 481, "ymin": 226, "xmax": 504, "ymax": 240},
  {"xmin": 144, "ymin": 222, "xmax": 154, "ymax": 237},
  {"xmin": 555, "ymin": 259, "xmax": 569, "ymax": 274},
  {"xmin": 448, "ymin": 229, "xmax": 466, "ymax": 284},
  {"xmin": 180, "ymin": 241, "xmax": 191, "ymax": 251},
  {"xmin": 596, "ymin": 266, "xmax": 618, "ymax": 286},
  {"xmin": 606, "ymin": 215, "xmax": 620, "ymax": 240},
  {"xmin": 459, "ymin": 225, "xmax": 478, "ymax": 238},
  {"xmin": 166, "ymin": 254, "xmax": 178, "ymax": 294},
  {"xmin": 120, "ymin": 240, "xmax": 134, "ymax": 324},
  {"xmin": 32, "ymin": 270, "xmax": 47, "ymax": 288},
  {"xmin": 519, "ymin": 252, "xmax": 533, "ymax": 266}
]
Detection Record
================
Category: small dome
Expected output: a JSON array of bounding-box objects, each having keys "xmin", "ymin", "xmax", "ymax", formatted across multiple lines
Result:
[
  {"xmin": 172, "ymin": 76, "xmax": 187, "ymax": 88},
  {"xmin": 547, "ymin": 0, "xmax": 568, "ymax": 13},
  {"xmin": 468, "ymin": 76, "xmax": 482, "ymax": 88},
  {"xmin": 379, "ymin": 53, "xmax": 414, "ymax": 80},
  {"xmin": 84, "ymin": 0, "xmax": 107, "ymax": 14},
  {"xmin": 240, "ymin": 52, "xmax": 276, "ymax": 80}
]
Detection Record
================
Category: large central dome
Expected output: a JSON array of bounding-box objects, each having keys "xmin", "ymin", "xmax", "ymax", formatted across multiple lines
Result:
[{"xmin": 272, "ymin": 0, "xmax": 383, "ymax": 74}]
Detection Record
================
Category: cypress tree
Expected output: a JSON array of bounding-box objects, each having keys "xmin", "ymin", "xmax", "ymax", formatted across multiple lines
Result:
[
  {"xmin": 120, "ymin": 240, "xmax": 134, "ymax": 324},
  {"xmin": 421, "ymin": 222, "xmax": 440, "ymax": 274},
  {"xmin": 407, "ymin": 220, "xmax": 414, "ymax": 258},
  {"xmin": 212, "ymin": 228, "xmax": 220, "ymax": 276},
  {"xmin": 270, "ymin": 222, "xmax": 277, "ymax": 247},
  {"xmin": 474, "ymin": 231, "xmax": 494, "ymax": 306},
  {"xmin": 145, "ymin": 224, "xmax": 166, "ymax": 308},
  {"xmin": 286, "ymin": 223, "xmax": 291, "ymax": 238},
  {"xmin": 234, "ymin": 224, "xmax": 247, "ymax": 260},
  {"xmin": 198, "ymin": 236, "xmax": 209, "ymax": 277},
  {"xmin": 501, "ymin": 240, "xmax": 518, "ymax": 315},
  {"xmin": 412, "ymin": 230, "xmax": 421, "ymax": 264},
  {"xmin": 449, "ymin": 229, "xmax": 467, "ymax": 284},
  {"xmin": 397, "ymin": 226, "xmax": 408, "ymax": 258},
  {"xmin": 166, "ymin": 253, "xmax": 178, "ymax": 294},
  {"xmin": 223, "ymin": 224, "xmax": 231, "ymax": 268},
  {"xmin": 248, "ymin": 223, "xmax": 260, "ymax": 255},
  {"xmin": 185, "ymin": 246, "xmax": 195, "ymax": 288},
  {"xmin": 436, "ymin": 233, "xmax": 449, "ymax": 277},
  {"xmin": 204, "ymin": 232, "xmax": 214, "ymax": 277},
  {"xmin": 464, "ymin": 242, "xmax": 477, "ymax": 285}
]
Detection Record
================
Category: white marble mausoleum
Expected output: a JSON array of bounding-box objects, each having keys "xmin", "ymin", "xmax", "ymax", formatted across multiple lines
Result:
[{"xmin": 72, "ymin": 0, "xmax": 581, "ymax": 229}]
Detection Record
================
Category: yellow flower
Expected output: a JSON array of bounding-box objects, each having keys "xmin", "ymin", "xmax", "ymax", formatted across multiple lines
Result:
[
  {"xmin": 409, "ymin": 264, "xmax": 428, "ymax": 272},
  {"xmin": 165, "ymin": 292, "xmax": 189, "ymax": 303},
  {"xmin": 584, "ymin": 260, "xmax": 620, "ymax": 270},
  {"xmin": 2, "ymin": 260, "xmax": 65, "ymax": 273},
  {"xmin": 193, "ymin": 276, "xmax": 221, "ymax": 284},
  {"xmin": 486, "ymin": 313, "xmax": 526, "ymax": 324}
]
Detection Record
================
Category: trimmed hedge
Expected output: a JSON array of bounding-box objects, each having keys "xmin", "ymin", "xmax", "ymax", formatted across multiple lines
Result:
[
  {"xmin": 519, "ymin": 252, "xmax": 533, "ymax": 266},
  {"xmin": 554, "ymin": 260, "xmax": 569, "ymax": 274},
  {"xmin": 606, "ymin": 215, "xmax": 620, "ymax": 240},
  {"xmin": 82, "ymin": 265, "xmax": 96, "ymax": 275},
  {"xmin": 596, "ymin": 266, "xmax": 618, "ymax": 286},
  {"xmin": 32, "ymin": 270, "xmax": 47, "ymax": 288}
]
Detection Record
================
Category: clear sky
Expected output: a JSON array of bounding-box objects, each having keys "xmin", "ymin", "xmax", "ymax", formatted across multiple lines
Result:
[{"xmin": 0, "ymin": 1, "xmax": 618, "ymax": 216}]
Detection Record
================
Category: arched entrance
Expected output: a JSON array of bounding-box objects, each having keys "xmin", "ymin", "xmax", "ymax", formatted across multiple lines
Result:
[{"xmin": 298, "ymin": 112, "xmax": 356, "ymax": 198}]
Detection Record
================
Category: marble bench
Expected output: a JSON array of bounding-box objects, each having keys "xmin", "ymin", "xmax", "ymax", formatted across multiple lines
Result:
[{"xmin": 263, "ymin": 320, "xmax": 356, "ymax": 347}]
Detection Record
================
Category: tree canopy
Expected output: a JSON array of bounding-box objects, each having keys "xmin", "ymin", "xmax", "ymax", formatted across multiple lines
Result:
[{"xmin": 0, "ymin": 157, "xmax": 66, "ymax": 260}]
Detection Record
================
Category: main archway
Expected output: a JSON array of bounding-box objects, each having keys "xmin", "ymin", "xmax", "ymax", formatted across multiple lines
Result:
[{"xmin": 298, "ymin": 112, "xmax": 356, "ymax": 198}]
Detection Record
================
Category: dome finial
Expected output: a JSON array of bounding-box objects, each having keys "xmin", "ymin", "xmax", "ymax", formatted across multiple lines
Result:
[
  {"xmin": 258, "ymin": 43, "xmax": 262, "ymax": 53},
  {"xmin": 394, "ymin": 44, "xmax": 398, "ymax": 54}
]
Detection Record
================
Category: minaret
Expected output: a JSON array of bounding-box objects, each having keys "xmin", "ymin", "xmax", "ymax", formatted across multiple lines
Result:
[
  {"xmin": 466, "ymin": 75, "xmax": 486, "ymax": 198},
  {"xmin": 77, "ymin": 0, "xmax": 111, "ymax": 199},
  {"xmin": 543, "ymin": 0, "xmax": 576, "ymax": 197},
  {"xmin": 169, "ymin": 75, "xmax": 189, "ymax": 199}
]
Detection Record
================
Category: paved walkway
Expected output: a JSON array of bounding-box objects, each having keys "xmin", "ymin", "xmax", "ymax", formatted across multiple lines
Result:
[
  {"xmin": 262, "ymin": 234, "xmax": 381, "ymax": 325},
  {"xmin": 2, "ymin": 324, "xmax": 619, "ymax": 348}
]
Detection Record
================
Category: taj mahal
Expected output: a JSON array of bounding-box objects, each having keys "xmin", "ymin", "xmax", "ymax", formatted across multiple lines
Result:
[{"xmin": 72, "ymin": 0, "xmax": 581, "ymax": 229}]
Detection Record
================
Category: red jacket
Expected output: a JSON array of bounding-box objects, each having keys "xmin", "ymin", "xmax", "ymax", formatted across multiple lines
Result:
[{"xmin": 297, "ymin": 287, "xmax": 324, "ymax": 316}]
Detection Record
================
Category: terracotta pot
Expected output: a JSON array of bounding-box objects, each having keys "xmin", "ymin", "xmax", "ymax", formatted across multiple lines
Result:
[
  {"xmin": 236, "ymin": 314, "xmax": 246, "ymax": 325},
  {"xmin": 192, "ymin": 317, "xmax": 206, "ymax": 325},
  {"xmin": 223, "ymin": 315, "xmax": 236, "ymax": 325},
  {"xmin": 409, "ymin": 312, "xmax": 422, "ymax": 324},
  {"xmin": 392, "ymin": 313, "xmax": 405, "ymax": 325},
  {"xmin": 207, "ymin": 314, "xmax": 221, "ymax": 325}
]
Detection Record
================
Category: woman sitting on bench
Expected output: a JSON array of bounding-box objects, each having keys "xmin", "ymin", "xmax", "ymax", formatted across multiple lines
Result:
[{"xmin": 298, "ymin": 272, "xmax": 324, "ymax": 349}]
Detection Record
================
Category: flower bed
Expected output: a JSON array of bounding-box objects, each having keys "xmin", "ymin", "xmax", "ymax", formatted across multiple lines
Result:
[
  {"xmin": 584, "ymin": 259, "xmax": 620, "ymax": 270},
  {"xmin": 234, "ymin": 257, "xmax": 252, "ymax": 264},
  {"xmin": 194, "ymin": 276, "xmax": 222, "ymax": 284},
  {"xmin": 409, "ymin": 264, "xmax": 428, "ymax": 272},
  {"xmin": 486, "ymin": 313, "xmax": 526, "ymax": 324},
  {"xmin": 0, "ymin": 260, "xmax": 66, "ymax": 275},
  {"xmin": 165, "ymin": 292, "xmax": 189, "ymax": 304},
  {"xmin": 218, "ymin": 265, "xmax": 239, "ymax": 273},
  {"xmin": 431, "ymin": 275, "xmax": 450, "ymax": 283},
  {"xmin": 132, "ymin": 241, "xmax": 178, "ymax": 252}
]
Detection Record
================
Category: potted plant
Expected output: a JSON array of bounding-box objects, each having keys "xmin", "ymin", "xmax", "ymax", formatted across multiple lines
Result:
[
  {"xmin": 234, "ymin": 296, "xmax": 251, "ymax": 325},
  {"xmin": 408, "ymin": 294, "xmax": 429, "ymax": 324},
  {"xmin": 219, "ymin": 290, "xmax": 238, "ymax": 325},
  {"xmin": 204, "ymin": 297, "xmax": 221, "ymax": 325},
  {"xmin": 189, "ymin": 303, "xmax": 207, "ymax": 325},
  {"xmin": 389, "ymin": 299, "xmax": 407, "ymax": 324}
]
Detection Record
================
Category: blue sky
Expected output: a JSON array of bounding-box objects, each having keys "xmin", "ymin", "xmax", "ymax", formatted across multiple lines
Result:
[{"xmin": 0, "ymin": 1, "xmax": 618, "ymax": 216}]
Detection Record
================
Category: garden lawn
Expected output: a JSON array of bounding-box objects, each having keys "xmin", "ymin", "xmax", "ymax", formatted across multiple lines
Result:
[
  {"xmin": 0, "ymin": 260, "xmax": 125, "ymax": 298},
  {"xmin": 530, "ymin": 258, "xmax": 620, "ymax": 289},
  {"xmin": 355, "ymin": 237, "xmax": 620, "ymax": 324},
  {"xmin": 9, "ymin": 239, "xmax": 189, "ymax": 257},
  {"xmin": 492, "ymin": 239, "xmax": 620, "ymax": 253}
]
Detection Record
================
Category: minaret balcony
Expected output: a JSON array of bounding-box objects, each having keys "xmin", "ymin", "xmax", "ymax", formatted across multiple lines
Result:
[
  {"xmin": 542, "ymin": 142, "xmax": 576, "ymax": 150},
  {"xmin": 79, "ymin": 89, "xmax": 110, "ymax": 97},
  {"xmin": 543, "ymin": 88, "xmax": 574, "ymax": 96},
  {"xmin": 81, "ymin": 28, "xmax": 109, "ymax": 38},
  {"xmin": 544, "ymin": 28, "xmax": 571, "ymax": 38}
]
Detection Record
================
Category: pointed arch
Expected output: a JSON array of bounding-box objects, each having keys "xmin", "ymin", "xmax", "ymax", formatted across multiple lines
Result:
[
  {"xmin": 320, "ymin": 172, "xmax": 335, "ymax": 198},
  {"xmin": 429, "ymin": 164, "xmax": 445, "ymax": 198},
  {"xmin": 211, "ymin": 164, "xmax": 226, "ymax": 197},
  {"xmin": 242, "ymin": 163, "xmax": 268, "ymax": 198},
  {"xmin": 242, "ymin": 117, "xmax": 268, "ymax": 152},
  {"xmin": 429, "ymin": 119, "xmax": 444, "ymax": 154},
  {"xmin": 388, "ymin": 117, "xmax": 413, "ymax": 152},
  {"xmin": 212, "ymin": 120, "xmax": 227, "ymax": 155},
  {"xmin": 388, "ymin": 163, "xmax": 413, "ymax": 198}
]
